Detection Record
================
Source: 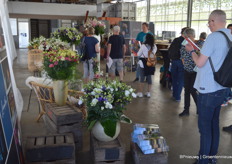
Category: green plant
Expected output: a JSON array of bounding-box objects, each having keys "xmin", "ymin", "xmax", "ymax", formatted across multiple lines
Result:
[
  {"xmin": 79, "ymin": 80, "xmax": 136, "ymax": 138},
  {"xmin": 43, "ymin": 49, "xmax": 80, "ymax": 80}
]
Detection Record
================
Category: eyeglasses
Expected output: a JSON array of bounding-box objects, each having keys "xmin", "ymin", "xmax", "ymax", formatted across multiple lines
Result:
[{"xmin": 207, "ymin": 20, "xmax": 214, "ymax": 26}]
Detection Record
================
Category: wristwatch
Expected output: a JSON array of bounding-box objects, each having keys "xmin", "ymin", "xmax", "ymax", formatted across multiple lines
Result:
[{"xmin": 189, "ymin": 50, "xmax": 196, "ymax": 55}]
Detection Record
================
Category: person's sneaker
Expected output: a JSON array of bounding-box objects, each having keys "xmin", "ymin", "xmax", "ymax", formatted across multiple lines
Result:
[
  {"xmin": 146, "ymin": 92, "xmax": 151, "ymax": 98},
  {"xmin": 221, "ymin": 102, "xmax": 228, "ymax": 107},
  {"xmin": 228, "ymin": 99, "xmax": 232, "ymax": 104},
  {"xmin": 133, "ymin": 78, "xmax": 139, "ymax": 82},
  {"xmin": 222, "ymin": 125, "xmax": 232, "ymax": 132},
  {"xmin": 179, "ymin": 110, "xmax": 189, "ymax": 117},
  {"xmin": 137, "ymin": 92, "xmax": 143, "ymax": 98}
]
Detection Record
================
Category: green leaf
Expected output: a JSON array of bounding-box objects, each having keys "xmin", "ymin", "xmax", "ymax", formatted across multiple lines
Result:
[
  {"xmin": 120, "ymin": 115, "xmax": 132, "ymax": 124},
  {"xmin": 88, "ymin": 120, "xmax": 97, "ymax": 130},
  {"xmin": 100, "ymin": 120, "xmax": 117, "ymax": 138}
]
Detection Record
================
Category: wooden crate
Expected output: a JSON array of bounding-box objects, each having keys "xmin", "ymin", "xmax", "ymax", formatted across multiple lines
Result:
[
  {"xmin": 90, "ymin": 135, "xmax": 125, "ymax": 164},
  {"xmin": 45, "ymin": 103, "xmax": 83, "ymax": 126},
  {"xmin": 26, "ymin": 133, "xmax": 75, "ymax": 162},
  {"xmin": 28, "ymin": 158, "xmax": 75, "ymax": 164},
  {"xmin": 44, "ymin": 115, "xmax": 83, "ymax": 150},
  {"xmin": 44, "ymin": 114, "xmax": 82, "ymax": 134},
  {"xmin": 131, "ymin": 142, "xmax": 168, "ymax": 164}
]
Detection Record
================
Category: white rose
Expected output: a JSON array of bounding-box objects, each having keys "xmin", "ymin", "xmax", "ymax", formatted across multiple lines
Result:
[
  {"xmin": 125, "ymin": 90, "xmax": 130, "ymax": 97},
  {"xmin": 101, "ymin": 107, "xmax": 104, "ymax": 110},
  {"xmin": 132, "ymin": 93, "xmax": 137, "ymax": 98},
  {"xmin": 129, "ymin": 88, "xmax": 133, "ymax": 92},
  {"xmin": 78, "ymin": 99, "xmax": 83, "ymax": 105},
  {"xmin": 91, "ymin": 98, "xmax": 98, "ymax": 106}
]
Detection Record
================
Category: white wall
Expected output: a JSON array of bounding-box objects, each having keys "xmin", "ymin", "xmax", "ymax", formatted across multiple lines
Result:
[{"xmin": 7, "ymin": 1, "xmax": 97, "ymax": 17}]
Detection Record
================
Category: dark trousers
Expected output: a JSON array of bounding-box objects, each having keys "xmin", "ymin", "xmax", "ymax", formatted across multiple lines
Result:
[
  {"xmin": 197, "ymin": 89, "xmax": 227, "ymax": 164},
  {"xmin": 184, "ymin": 71, "xmax": 197, "ymax": 112},
  {"xmin": 171, "ymin": 59, "xmax": 184, "ymax": 100}
]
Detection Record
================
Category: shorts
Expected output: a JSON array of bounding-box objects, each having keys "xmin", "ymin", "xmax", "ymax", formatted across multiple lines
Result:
[{"xmin": 109, "ymin": 59, "xmax": 123, "ymax": 74}]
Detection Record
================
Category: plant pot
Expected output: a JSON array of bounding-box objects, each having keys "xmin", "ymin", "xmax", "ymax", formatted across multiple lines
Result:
[
  {"xmin": 28, "ymin": 49, "xmax": 43, "ymax": 72},
  {"xmin": 53, "ymin": 80, "xmax": 68, "ymax": 106},
  {"xmin": 92, "ymin": 121, "xmax": 120, "ymax": 142}
]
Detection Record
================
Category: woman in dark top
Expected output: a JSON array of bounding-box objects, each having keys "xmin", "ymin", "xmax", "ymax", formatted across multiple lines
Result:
[{"xmin": 83, "ymin": 27, "xmax": 100, "ymax": 83}]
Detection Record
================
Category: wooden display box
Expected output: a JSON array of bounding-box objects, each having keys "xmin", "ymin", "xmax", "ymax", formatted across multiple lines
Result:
[
  {"xmin": 131, "ymin": 142, "xmax": 168, "ymax": 164},
  {"xmin": 26, "ymin": 133, "xmax": 75, "ymax": 163},
  {"xmin": 44, "ymin": 103, "xmax": 83, "ymax": 126},
  {"xmin": 90, "ymin": 135, "xmax": 125, "ymax": 164}
]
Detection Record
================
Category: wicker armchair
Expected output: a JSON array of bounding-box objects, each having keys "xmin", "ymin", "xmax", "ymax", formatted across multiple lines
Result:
[{"xmin": 29, "ymin": 81, "xmax": 86, "ymax": 122}]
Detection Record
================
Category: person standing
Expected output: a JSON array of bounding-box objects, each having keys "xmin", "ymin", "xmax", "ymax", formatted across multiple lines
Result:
[
  {"xmin": 136, "ymin": 33, "xmax": 157, "ymax": 98},
  {"xmin": 196, "ymin": 32, "xmax": 207, "ymax": 48},
  {"xmin": 83, "ymin": 27, "xmax": 100, "ymax": 83},
  {"xmin": 222, "ymin": 23, "xmax": 232, "ymax": 131},
  {"xmin": 107, "ymin": 26, "xmax": 126, "ymax": 81},
  {"xmin": 133, "ymin": 22, "xmax": 153, "ymax": 82},
  {"xmin": 185, "ymin": 10, "xmax": 231, "ymax": 164},
  {"xmin": 168, "ymin": 27, "xmax": 189, "ymax": 102},
  {"xmin": 179, "ymin": 28, "xmax": 198, "ymax": 116}
]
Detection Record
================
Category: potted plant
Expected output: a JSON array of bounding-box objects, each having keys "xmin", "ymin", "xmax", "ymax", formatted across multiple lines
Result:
[
  {"xmin": 43, "ymin": 49, "xmax": 80, "ymax": 105},
  {"xmin": 51, "ymin": 27, "xmax": 82, "ymax": 46},
  {"xmin": 79, "ymin": 80, "xmax": 136, "ymax": 142}
]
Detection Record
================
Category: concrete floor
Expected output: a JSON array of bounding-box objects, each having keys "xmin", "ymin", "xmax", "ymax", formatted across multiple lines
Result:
[{"xmin": 14, "ymin": 49, "xmax": 232, "ymax": 164}]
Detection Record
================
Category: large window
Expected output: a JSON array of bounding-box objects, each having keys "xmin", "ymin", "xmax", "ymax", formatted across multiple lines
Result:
[
  {"xmin": 136, "ymin": 0, "xmax": 232, "ymax": 40},
  {"xmin": 136, "ymin": 0, "xmax": 147, "ymax": 22},
  {"xmin": 150, "ymin": 0, "xmax": 188, "ymax": 39}
]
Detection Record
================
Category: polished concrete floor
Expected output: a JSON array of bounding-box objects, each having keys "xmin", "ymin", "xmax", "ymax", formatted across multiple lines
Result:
[{"xmin": 14, "ymin": 49, "xmax": 232, "ymax": 164}]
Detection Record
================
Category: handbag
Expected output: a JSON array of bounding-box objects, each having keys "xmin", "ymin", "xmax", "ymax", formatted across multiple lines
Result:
[{"xmin": 146, "ymin": 49, "xmax": 156, "ymax": 67}]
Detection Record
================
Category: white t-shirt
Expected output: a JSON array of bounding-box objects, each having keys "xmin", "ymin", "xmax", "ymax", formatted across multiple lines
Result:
[{"xmin": 137, "ymin": 44, "xmax": 157, "ymax": 68}]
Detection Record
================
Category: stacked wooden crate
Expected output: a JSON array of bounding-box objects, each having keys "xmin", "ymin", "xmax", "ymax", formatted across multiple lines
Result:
[
  {"xmin": 26, "ymin": 133, "xmax": 75, "ymax": 164},
  {"xmin": 44, "ymin": 103, "xmax": 83, "ymax": 150},
  {"xmin": 90, "ymin": 135, "xmax": 125, "ymax": 164},
  {"xmin": 131, "ymin": 139, "xmax": 168, "ymax": 164}
]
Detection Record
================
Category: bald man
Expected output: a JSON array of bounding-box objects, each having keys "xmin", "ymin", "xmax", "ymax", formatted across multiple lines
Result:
[{"xmin": 186, "ymin": 10, "xmax": 232, "ymax": 164}]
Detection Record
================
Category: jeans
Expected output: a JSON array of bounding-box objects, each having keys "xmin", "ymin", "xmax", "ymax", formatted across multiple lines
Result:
[
  {"xmin": 184, "ymin": 71, "xmax": 197, "ymax": 112},
  {"xmin": 197, "ymin": 89, "xmax": 227, "ymax": 164},
  {"xmin": 171, "ymin": 59, "xmax": 184, "ymax": 100},
  {"xmin": 136, "ymin": 64, "xmax": 141, "ymax": 78}
]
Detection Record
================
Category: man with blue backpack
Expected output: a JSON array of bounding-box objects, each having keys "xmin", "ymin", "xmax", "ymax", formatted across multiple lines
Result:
[{"xmin": 185, "ymin": 10, "xmax": 232, "ymax": 164}]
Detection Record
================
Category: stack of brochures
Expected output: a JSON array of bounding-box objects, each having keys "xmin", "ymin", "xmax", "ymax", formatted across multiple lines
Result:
[{"xmin": 131, "ymin": 124, "xmax": 169, "ymax": 154}]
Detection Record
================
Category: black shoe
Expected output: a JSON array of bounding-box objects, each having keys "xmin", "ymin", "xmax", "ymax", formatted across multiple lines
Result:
[
  {"xmin": 179, "ymin": 110, "xmax": 189, "ymax": 117},
  {"xmin": 133, "ymin": 78, "xmax": 139, "ymax": 82},
  {"xmin": 222, "ymin": 125, "xmax": 232, "ymax": 132}
]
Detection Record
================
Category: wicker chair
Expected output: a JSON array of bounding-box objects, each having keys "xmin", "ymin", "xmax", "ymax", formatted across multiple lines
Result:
[{"xmin": 29, "ymin": 81, "xmax": 86, "ymax": 122}]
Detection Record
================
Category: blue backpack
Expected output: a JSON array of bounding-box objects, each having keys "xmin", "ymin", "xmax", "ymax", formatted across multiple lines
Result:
[{"xmin": 209, "ymin": 31, "xmax": 232, "ymax": 87}]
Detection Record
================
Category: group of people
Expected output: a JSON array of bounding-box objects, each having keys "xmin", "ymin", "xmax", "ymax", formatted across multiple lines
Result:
[
  {"xmin": 82, "ymin": 22, "xmax": 157, "ymax": 98},
  {"xmin": 81, "ymin": 9, "xmax": 232, "ymax": 164},
  {"xmin": 169, "ymin": 9, "xmax": 232, "ymax": 164}
]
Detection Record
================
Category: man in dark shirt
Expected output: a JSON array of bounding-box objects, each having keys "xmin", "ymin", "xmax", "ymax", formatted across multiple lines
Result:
[
  {"xmin": 107, "ymin": 26, "xmax": 126, "ymax": 81},
  {"xmin": 168, "ymin": 27, "xmax": 189, "ymax": 101}
]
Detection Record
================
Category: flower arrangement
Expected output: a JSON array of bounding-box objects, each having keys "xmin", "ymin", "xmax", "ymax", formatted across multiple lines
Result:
[
  {"xmin": 28, "ymin": 36, "xmax": 46, "ymax": 50},
  {"xmin": 79, "ymin": 80, "xmax": 136, "ymax": 138},
  {"xmin": 43, "ymin": 49, "xmax": 80, "ymax": 80},
  {"xmin": 38, "ymin": 38, "xmax": 70, "ymax": 52},
  {"xmin": 51, "ymin": 27, "xmax": 82, "ymax": 45},
  {"xmin": 85, "ymin": 18, "xmax": 106, "ymax": 35}
]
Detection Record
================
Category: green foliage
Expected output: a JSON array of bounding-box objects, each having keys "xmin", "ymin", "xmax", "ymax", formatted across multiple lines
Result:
[{"xmin": 80, "ymin": 80, "xmax": 136, "ymax": 138}]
